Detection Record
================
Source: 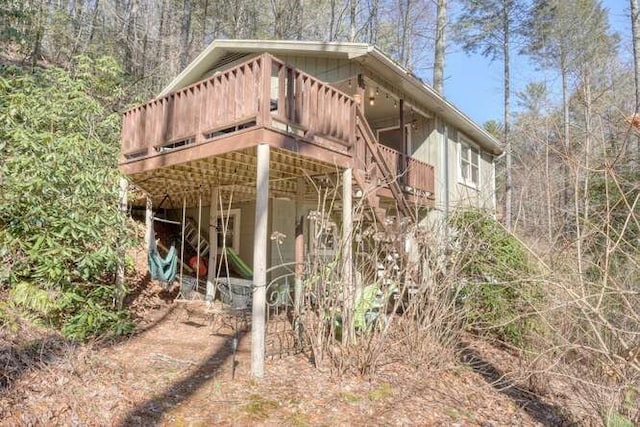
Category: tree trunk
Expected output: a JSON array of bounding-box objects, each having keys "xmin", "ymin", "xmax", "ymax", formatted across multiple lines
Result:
[
  {"xmin": 561, "ymin": 55, "xmax": 570, "ymax": 226},
  {"xmin": 296, "ymin": 0, "xmax": 304, "ymax": 40},
  {"xmin": 87, "ymin": 0, "xmax": 101, "ymax": 44},
  {"xmin": 350, "ymin": 0, "xmax": 357, "ymax": 41},
  {"xmin": 503, "ymin": 3, "xmax": 512, "ymax": 230},
  {"xmin": 433, "ymin": 0, "xmax": 446, "ymax": 94},
  {"xmin": 398, "ymin": 0, "xmax": 413, "ymax": 67},
  {"xmin": 369, "ymin": 0, "xmax": 379, "ymax": 44},
  {"xmin": 30, "ymin": 0, "xmax": 46, "ymax": 70},
  {"xmin": 329, "ymin": 0, "xmax": 336, "ymax": 40},
  {"xmin": 180, "ymin": 0, "xmax": 192, "ymax": 70},
  {"xmin": 122, "ymin": 0, "xmax": 138, "ymax": 76},
  {"xmin": 200, "ymin": 0, "xmax": 210, "ymax": 50},
  {"xmin": 630, "ymin": 0, "xmax": 640, "ymax": 158}
]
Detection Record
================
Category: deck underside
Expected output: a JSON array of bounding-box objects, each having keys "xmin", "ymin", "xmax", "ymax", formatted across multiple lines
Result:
[{"xmin": 125, "ymin": 129, "xmax": 353, "ymax": 207}]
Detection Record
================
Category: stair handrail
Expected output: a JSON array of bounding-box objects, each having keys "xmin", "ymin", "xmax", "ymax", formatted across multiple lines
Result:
[{"xmin": 354, "ymin": 106, "xmax": 415, "ymax": 222}]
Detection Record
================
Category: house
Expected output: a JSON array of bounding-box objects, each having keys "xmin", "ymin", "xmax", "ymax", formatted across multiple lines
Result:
[{"xmin": 119, "ymin": 40, "xmax": 503, "ymax": 376}]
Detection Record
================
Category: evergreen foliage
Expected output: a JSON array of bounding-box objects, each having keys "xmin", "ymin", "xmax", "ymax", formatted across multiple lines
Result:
[
  {"xmin": 450, "ymin": 209, "xmax": 543, "ymax": 346},
  {"xmin": 0, "ymin": 56, "xmax": 133, "ymax": 339}
]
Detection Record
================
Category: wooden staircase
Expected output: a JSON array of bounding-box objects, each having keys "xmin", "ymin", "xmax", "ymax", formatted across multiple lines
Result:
[{"xmin": 351, "ymin": 106, "xmax": 416, "ymax": 232}]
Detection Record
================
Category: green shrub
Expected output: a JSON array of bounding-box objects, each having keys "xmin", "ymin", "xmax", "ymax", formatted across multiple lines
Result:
[
  {"xmin": 450, "ymin": 209, "xmax": 543, "ymax": 346},
  {"xmin": 0, "ymin": 56, "xmax": 133, "ymax": 339}
]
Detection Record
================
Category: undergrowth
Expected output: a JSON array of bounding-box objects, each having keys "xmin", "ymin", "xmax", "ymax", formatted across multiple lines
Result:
[
  {"xmin": 449, "ymin": 209, "xmax": 544, "ymax": 346},
  {"xmin": 0, "ymin": 57, "xmax": 134, "ymax": 340}
]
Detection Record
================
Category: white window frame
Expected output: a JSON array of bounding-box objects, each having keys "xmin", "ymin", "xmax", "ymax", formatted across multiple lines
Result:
[
  {"xmin": 458, "ymin": 138, "xmax": 480, "ymax": 188},
  {"xmin": 216, "ymin": 208, "xmax": 241, "ymax": 252}
]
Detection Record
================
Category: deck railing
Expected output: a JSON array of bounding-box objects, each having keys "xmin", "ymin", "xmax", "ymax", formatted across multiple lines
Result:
[
  {"xmin": 377, "ymin": 145, "xmax": 434, "ymax": 196},
  {"xmin": 121, "ymin": 56, "xmax": 265, "ymax": 159},
  {"xmin": 405, "ymin": 157, "xmax": 435, "ymax": 195},
  {"xmin": 377, "ymin": 145, "xmax": 402, "ymax": 179},
  {"xmin": 270, "ymin": 57, "xmax": 355, "ymax": 146},
  {"xmin": 121, "ymin": 54, "xmax": 356, "ymax": 160}
]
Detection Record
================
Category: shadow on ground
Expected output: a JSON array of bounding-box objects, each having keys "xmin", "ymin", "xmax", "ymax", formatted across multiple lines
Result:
[
  {"xmin": 0, "ymin": 333, "xmax": 76, "ymax": 391},
  {"xmin": 458, "ymin": 343, "xmax": 573, "ymax": 426},
  {"xmin": 118, "ymin": 328, "xmax": 246, "ymax": 426}
]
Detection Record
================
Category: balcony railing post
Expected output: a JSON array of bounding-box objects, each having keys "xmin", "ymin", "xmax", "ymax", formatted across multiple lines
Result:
[
  {"xmin": 350, "ymin": 102, "xmax": 358, "ymax": 161},
  {"xmin": 286, "ymin": 67, "xmax": 295, "ymax": 122},
  {"xmin": 277, "ymin": 62, "xmax": 286, "ymax": 119},
  {"xmin": 259, "ymin": 54, "xmax": 272, "ymax": 127}
]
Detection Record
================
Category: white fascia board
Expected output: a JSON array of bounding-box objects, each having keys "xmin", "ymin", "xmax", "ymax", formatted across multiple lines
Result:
[{"xmin": 159, "ymin": 41, "xmax": 228, "ymax": 97}]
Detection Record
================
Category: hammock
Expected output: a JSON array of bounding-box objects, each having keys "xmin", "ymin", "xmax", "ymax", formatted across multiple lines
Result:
[
  {"xmin": 223, "ymin": 247, "xmax": 253, "ymax": 280},
  {"xmin": 147, "ymin": 222, "xmax": 178, "ymax": 283}
]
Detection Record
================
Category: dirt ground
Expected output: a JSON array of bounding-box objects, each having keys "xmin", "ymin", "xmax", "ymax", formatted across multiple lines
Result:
[
  {"xmin": 1, "ymin": 251, "xmax": 575, "ymax": 426},
  {"xmin": 0, "ymin": 307, "xmax": 574, "ymax": 425}
]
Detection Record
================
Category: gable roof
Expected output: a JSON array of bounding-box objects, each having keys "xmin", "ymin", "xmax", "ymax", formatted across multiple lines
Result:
[{"xmin": 160, "ymin": 39, "xmax": 503, "ymax": 156}]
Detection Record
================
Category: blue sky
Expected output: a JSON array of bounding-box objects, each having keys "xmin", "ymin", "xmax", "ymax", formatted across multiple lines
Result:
[{"xmin": 441, "ymin": 0, "xmax": 631, "ymax": 126}]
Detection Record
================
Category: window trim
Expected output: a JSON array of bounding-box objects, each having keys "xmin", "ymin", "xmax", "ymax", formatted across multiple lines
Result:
[
  {"xmin": 458, "ymin": 137, "xmax": 480, "ymax": 189},
  {"xmin": 216, "ymin": 208, "xmax": 241, "ymax": 252}
]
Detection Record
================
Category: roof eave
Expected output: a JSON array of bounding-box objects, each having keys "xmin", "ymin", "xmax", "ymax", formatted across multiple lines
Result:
[
  {"xmin": 366, "ymin": 47, "xmax": 503, "ymax": 155},
  {"xmin": 159, "ymin": 39, "xmax": 371, "ymax": 97}
]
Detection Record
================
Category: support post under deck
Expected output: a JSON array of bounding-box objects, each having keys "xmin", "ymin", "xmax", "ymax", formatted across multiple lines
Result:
[
  {"xmin": 145, "ymin": 197, "xmax": 153, "ymax": 252},
  {"xmin": 341, "ymin": 168, "xmax": 354, "ymax": 343},
  {"xmin": 115, "ymin": 177, "xmax": 128, "ymax": 309},
  {"xmin": 252, "ymin": 143, "xmax": 270, "ymax": 378}
]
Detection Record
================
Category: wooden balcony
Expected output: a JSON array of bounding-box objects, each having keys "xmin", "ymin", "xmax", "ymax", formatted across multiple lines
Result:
[
  {"xmin": 378, "ymin": 145, "xmax": 435, "ymax": 197},
  {"xmin": 120, "ymin": 53, "xmax": 434, "ymax": 204}
]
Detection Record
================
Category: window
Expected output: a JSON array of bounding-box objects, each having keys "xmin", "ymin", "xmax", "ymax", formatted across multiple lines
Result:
[
  {"xmin": 216, "ymin": 209, "xmax": 240, "ymax": 252},
  {"xmin": 460, "ymin": 141, "xmax": 480, "ymax": 187}
]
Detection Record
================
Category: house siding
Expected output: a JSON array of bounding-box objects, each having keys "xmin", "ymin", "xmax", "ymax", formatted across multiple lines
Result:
[
  {"xmin": 449, "ymin": 131, "xmax": 496, "ymax": 211},
  {"xmin": 276, "ymin": 55, "xmax": 362, "ymax": 83},
  {"xmin": 201, "ymin": 53, "xmax": 360, "ymax": 85}
]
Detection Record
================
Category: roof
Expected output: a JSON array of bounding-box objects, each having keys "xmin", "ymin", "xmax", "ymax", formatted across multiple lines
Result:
[{"xmin": 160, "ymin": 40, "xmax": 503, "ymax": 156}]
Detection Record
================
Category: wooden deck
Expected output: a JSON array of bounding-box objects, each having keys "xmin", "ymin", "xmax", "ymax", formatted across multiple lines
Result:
[{"xmin": 120, "ymin": 53, "xmax": 434, "ymax": 208}]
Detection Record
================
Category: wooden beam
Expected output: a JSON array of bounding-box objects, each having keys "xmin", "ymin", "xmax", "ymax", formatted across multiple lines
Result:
[
  {"xmin": 120, "ymin": 127, "xmax": 354, "ymax": 176},
  {"xmin": 251, "ymin": 143, "xmax": 270, "ymax": 378},
  {"xmin": 259, "ymin": 55, "xmax": 272, "ymax": 127}
]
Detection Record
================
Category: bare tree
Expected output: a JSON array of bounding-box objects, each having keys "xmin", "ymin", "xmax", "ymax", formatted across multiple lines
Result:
[
  {"xmin": 524, "ymin": 0, "xmax": 619, "ymax": 235},
  {"xmin": 350, "ymin": 0, "xmax": 357, "ymax": 41},
  {"xmin": 631, "ymin": 0, "xmax": 640, "ymax": 157},
  {"xmin": 433, "ymin": 0, "xmax": 446, "ymax": 93},
  {"xmin": 180, "ymin": 0, "xmax": 192, "ymax": 70},
  {"xmin": 454, "ymin": 0, "xmax": 526, "ymax": 230}
]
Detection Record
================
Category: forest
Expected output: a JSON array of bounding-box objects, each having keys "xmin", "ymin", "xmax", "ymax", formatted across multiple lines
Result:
[{"xmin": 1, "ymin": 0, "xmax": 639, "ymax": 424}]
